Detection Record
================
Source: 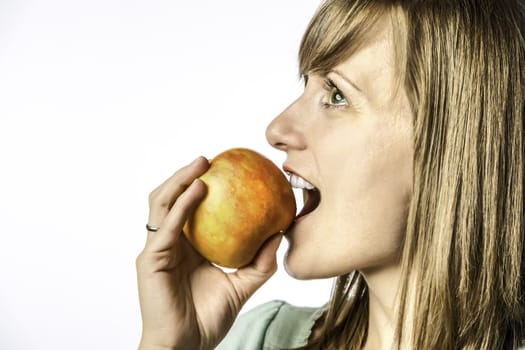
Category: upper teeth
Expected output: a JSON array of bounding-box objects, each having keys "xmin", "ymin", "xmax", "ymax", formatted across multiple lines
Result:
[{"xmin": 288, "ymin": 173, "xmax": 315, "ymax": 190}]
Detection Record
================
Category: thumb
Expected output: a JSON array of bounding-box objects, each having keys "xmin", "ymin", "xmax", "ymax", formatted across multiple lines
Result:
[
  {"xmin": 251, "ymin": 233, "xmax": 283, "ymax": 274},
  {"xmin": 228, "ymin": 233, "xmax": 283, "ymax": 303}
]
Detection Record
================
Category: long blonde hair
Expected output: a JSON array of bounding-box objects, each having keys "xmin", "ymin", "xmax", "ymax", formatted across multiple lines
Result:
[{"xmin": 298, "ymin": 0, "xmax": 525, "ymax": 349}]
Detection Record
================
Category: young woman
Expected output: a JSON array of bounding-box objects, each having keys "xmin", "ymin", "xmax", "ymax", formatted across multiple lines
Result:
[{"xmin": 136, "ymin": 0, "xmax": 525, "ymax": 349}]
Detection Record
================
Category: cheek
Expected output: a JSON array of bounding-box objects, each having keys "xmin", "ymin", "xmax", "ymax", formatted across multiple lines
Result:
[
  {"xmin": 321, "ymin": 130, "xmax": 412, "ymax": 266},
  {"xmin": 285, "ymin": 118, "xmax": 413, "ymax": 278},
  {"xmin": 331, "ymin": 174, "xmax": 410, "ymax": 244}
]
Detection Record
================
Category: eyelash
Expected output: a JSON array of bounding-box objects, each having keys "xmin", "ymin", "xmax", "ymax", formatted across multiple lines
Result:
[{"xmin": 322, "ymin": 78, "xmax": 348, "ymax": 110}]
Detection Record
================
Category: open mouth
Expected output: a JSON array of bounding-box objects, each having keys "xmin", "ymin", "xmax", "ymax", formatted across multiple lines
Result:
[
  {"xmin": 287, "ymin": 172, "xmax": 321, "ymax": 219},
  {"xmin": 297, "ymin": 188, "xmax": 321, "ymax": 218}
]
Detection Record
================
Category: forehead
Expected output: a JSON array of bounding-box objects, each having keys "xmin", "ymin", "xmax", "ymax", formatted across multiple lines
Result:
[
  {"xmin": 298, "ymin": 1, "xmax": 403, "ymax": 77},
  {"xmin": 335, "ymin": 15, "xmax": 397, "ymax": 94}
]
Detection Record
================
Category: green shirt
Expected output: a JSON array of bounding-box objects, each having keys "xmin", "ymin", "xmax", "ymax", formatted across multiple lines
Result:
[
  {"xmin": 217, "ymin": 300, "xmax": 525, "ymax": 350},
  {"xmin": 216, "ymin": 300, "xmax": 326, "ymax": 350}
]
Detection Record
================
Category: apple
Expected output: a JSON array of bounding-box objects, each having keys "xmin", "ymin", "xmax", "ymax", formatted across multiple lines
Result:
[{"xmin": 183, "ymin": 147, "xmax": 296, "ymax": 268}]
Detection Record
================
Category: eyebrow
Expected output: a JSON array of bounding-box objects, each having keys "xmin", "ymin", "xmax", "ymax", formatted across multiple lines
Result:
[{"xmin": 329, "ymin": 69, "xmax": 363, "ymax": 93}]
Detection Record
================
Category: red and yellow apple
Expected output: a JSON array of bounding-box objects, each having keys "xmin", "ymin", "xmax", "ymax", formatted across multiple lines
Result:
[{"xmin": 183, "ymin": 148, "xmax": 296, "ymax": 268}]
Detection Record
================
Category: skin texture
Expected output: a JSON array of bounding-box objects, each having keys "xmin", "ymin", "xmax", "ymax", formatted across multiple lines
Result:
[{"xmin": 266, "ymin": 15, "xmax": 413, "ymax": 349}]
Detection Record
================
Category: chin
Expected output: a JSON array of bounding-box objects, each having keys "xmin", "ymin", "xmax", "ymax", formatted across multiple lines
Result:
[
  {"xmin": 283, "ymin": 249, "xmax": 325, "ymax": 280},
  {"xmin": 283, "ymin": 228, "xmax": 326, "ymax": 280},
  {"xmin": 284, "ymin": 262, "xmax": 312, "ymax": 280}
]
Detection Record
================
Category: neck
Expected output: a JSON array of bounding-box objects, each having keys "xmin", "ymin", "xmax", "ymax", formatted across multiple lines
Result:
[{"xmin": 360, "ymin": 261, "xmax": 403, "ymax": 350}]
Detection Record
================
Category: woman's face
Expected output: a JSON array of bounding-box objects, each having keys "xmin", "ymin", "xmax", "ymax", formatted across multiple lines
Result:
[{"xmin": 266, "ymin": 16, "xmax": 413, "ymax": 279}]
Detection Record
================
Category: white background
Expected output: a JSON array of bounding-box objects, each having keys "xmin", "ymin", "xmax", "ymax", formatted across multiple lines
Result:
[{"xmin": 0, "ymin": 1, "xmax": 333, "ymax": 349}]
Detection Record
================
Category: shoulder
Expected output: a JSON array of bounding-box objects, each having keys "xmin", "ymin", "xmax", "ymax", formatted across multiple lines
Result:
[
  {"xmin": 215, "ymin": 300, "xmax": 285, "ymax": 350},
  {"xmin": 215, "ymin": 300, "xmax": 326, "ymax": 350}
]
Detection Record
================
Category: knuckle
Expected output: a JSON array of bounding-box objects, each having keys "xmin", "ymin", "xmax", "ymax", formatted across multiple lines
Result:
[
  {"xmin": 148, "ymin": 187, "xmax": 171, "ymax": 209},
  {"xmin": 148, "ymin": 188, "xmax": 160, "ymax": 204},
  {"xmin": 135, "ymin": 251, "xmax": 147, "ymax": 270}
]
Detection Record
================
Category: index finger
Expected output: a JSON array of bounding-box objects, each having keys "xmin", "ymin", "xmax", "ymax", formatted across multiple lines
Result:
[{"xmin": 147, "ymin": 156, "xmax": 209, "ymax": 240}]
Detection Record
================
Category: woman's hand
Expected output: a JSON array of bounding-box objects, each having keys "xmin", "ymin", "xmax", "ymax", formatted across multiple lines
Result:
[{"xmin": 136, "ymin": 156, "xmax": 282, "ymax": 350}]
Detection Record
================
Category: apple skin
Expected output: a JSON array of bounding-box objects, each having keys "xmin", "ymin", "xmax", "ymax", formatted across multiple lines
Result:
[{"xmin": 183, "ymin": 148, "xmax": 296, "ymax": 268}]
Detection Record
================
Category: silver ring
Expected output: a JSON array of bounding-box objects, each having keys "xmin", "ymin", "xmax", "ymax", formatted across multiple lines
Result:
[{"xmin": 146, "ymin": 224, "xmax": 160, "ymax": 232}]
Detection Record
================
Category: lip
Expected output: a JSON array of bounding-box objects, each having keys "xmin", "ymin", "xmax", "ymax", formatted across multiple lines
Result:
[
  {"xmin": 282, "ymin": 164, "xmax": 321, "ymax": 221},
  {"xmin": 283, "ymin": 164, "xmax": 296, "ymax": 177},
  {"xmin": 283, "ymin": 164, "xmax": 319, "ymax": 191},
  {"xmin": 282, "ymin": 165, "xmax": 316, "ymax": 187}
]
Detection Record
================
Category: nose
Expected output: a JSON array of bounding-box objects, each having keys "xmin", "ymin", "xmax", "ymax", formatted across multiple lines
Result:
[{"xmin": 265, "ymin": 98, "xmax": 306, "ymax": 152}]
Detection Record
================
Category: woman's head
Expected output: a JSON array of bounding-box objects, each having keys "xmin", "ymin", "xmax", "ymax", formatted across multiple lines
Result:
[
  {"xmin": 266, "ymin": 2, "xmax": 413, "ymax": 280},
  {"xmin": 268, "ymin": 0, "xmax": 524, "ymax": 348}
]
